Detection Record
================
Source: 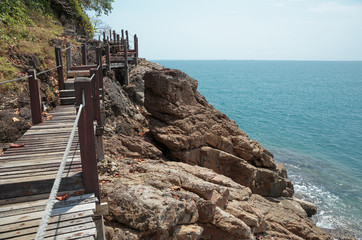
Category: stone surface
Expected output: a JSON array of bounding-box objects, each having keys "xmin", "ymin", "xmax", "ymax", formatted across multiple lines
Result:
[
  {"xmin": 101, "ymin": 60, "xmax": 331, "ymax": 240},
  {"xmin": 144, "ymin": 68, "xmax": 293, "ymax": 197},
  {"xmin": 100, "ymin": 157, "xmax": 331, "ymax": 240}
]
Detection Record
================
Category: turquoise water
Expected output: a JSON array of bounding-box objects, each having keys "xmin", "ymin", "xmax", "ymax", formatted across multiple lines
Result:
[{"xmin": 153, "ymin": 60, "xmax": 362, "ymax": 237}]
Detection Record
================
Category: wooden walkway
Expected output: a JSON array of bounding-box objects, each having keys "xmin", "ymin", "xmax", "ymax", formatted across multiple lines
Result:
[{"xmin": 0, "ymin": 105, "xmax": 99, "ymax": 239}]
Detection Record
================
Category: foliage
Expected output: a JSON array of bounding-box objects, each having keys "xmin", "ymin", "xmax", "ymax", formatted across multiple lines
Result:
[
  {"xmin": 79, "ymin": 0, "xmax": 114, "ymax": 16},
  {"xmin": 0, "ymin": 0, "xmax": 62, "ymax": 88}
]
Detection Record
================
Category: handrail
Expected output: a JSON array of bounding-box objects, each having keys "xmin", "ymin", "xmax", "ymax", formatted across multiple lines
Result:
[
  {"xmin": 35, "ymin": 101, "xmax": 84, "ymax": 240},
  {"xmin": 0, "ymin": 64, "xmax": 61, "ymax": 85},
  {"xmin": 0, "ymin": 75, "xmax": 32, "ymax": 85}
]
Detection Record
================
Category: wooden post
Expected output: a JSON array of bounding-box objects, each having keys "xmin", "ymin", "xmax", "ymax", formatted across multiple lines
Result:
[
  {"xmin": 28, "ymin": 69, "xmax": 43, "ymax": 125},
  {"xmin": 125, "ymin": 30, "xmax": 129, "ymax": 50},
  {"xmin": 113, "ymin": 30, "xmax": 116, "ymax": 43},
  {"xmin": 96, "ymin": 47, "xmax": 104, "ymax": 101},
  {"xmin": 90, "ymin": 68, "xmax": 101, "ymax": 126},
  {"xmin": 121, "ymin": 29, "xmax": 124, "ymax": 42},
  {"xmin": 134, "ymin": 34, "xmax": 138, "ymax": 66},
  {"xmin": 66, "ymin": 42, "xmax": 72, "ymax": 72},
  {"xmin": 81, "ymin": 44, "xmax": 87, "ymax": 65},
  {"xmin": 55, "ymin": 47, "xmax": 65, "ymax": 90},
  {"xmin": 103, "ymin": 31, "xmax": 106, "ymax": 42},
  {"xmin": 122, "ymin": 39, "xmax": 129, "ymax": 85},
  {"xmin": 105, "ymin": 43, "xmax": 110, "ymax": 70},
  {"xmin": 74, "ymin": 77, "xmax": 101, "ymax": 201},
  {"xmin": 117, "ymin": 34, "xmax": 120, "ymax": 52},
  {"xmin": 109, "ymin": 29, "xmax": 112, "ymax": 42},
  {"xmin": 91, "ymin": 67, "xmax": 105, "ymax": 162}
]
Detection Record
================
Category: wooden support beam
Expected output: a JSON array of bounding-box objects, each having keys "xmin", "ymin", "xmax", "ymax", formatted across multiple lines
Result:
[
  {"xmin": 105, "ymin": 43, "xmax": 110, "ymax": 70},
  {"xmin": 117, "ymin": 34, "xmax": 120, "ymax": 51},
  {"xmin": 68, "ymin": 70, "xmax": 91, "ymax": 77},
  {"xmin": 66, "ymin": 42, "xmax": 72, "ymax": 72},
  {"xmin": 74, "ymin": 77, "xmax": 101, "ymax": 202},
  {"xmin": 81, "ymin": 44, "xmax": 87, "ymax": 65},
  {"xmin": 134, "ymin": 34, "xmax": 138, "ymax": 66},
  {"xmin": 96, "ymin": 47, "xmax": 104, "ymax": 101},
  {"xmin": 125, "ymin": 30, "xmax": 129, "ymax": 50},
  {"xmin": 27, "ymin": 69, "xmax": 43, "ymax": 125},
  {"xmin": 90, "ymin": 68, "xmax": 101, "ymax": 126},
  {"xmin": 71, "ymin": 65, "xmax": 97, "ymax": 71},
  {"xmin": 122, "ymin": 39, "xmax": 129, "ymax": 86},
  {"xmin": 55, "ymin": 47, "xmax": 65, "ymax": 90}
]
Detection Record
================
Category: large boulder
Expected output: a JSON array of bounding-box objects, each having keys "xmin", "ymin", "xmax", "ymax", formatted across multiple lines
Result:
[
  {"xmin": 101, "ymin": 157, "xmax": 331, "ymax": 240},
  {"xmin": 144, "ymin": 69, "xmax": 293, "ymax": 197}
]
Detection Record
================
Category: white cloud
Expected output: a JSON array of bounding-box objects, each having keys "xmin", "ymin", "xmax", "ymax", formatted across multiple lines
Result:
[
  {"xmin": 310, "ymin": 1, "xmax": 361, "ymax": 14},
  {"xmin": 272, "ymin": 3, "xmax": 284, "ymax": 7}
]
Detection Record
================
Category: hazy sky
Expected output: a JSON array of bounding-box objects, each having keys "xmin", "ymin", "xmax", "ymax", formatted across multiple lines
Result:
[{"xmin": 93, "ymin": 0, "xmax": 362, "ymax": 60}]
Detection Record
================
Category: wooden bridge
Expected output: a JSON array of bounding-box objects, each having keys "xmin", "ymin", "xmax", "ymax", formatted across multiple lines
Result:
[{"xmin": 0, "ymin": 29, "xmax": 138, "ymax": 239}]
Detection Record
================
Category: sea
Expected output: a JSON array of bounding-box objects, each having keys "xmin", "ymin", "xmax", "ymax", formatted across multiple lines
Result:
[{"xmin": 153, "ymin": 60, "xmax": 362, "ymax": 238}]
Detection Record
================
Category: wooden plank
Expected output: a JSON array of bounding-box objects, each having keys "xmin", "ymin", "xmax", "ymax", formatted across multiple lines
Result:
[
  {"xmin": 0, "ymin": 195, "xmax": 96, "ymax": 218},
  {"xmin": 0, "ymin": 163, "xmax": 81, "ymax": 177},
  {"xmin": 0, "ymin": 157, "xmax": 81, "ymax": 169},
  {"xmin": 0, "ymin": 194, "xmax": 94, "ymax": 214},
  {"xmin": 0, "ymin": 175, "xmax": 83, "ymax": 200},
  {"xmin": 0, "ymin": 166, "xmax": 82, "ymax": 180},
  {"xmin": 0, "ymin": 211, "xmax": 93, "ymax": 234},
  {"xmin": 0, "ymin": 189, "xmax": 84, "ymax": 206},
  {"xmin": 43, "ymin": 227, "xmax": 96, "ymax": 240},
  {"xmin": 0, "ymin": 170, "xmax": 81, "ymax": 185},
  {"xmin": 0, "ymin": 161, "xmax": 81, "ymax": 173},
  {"xmin": 68, "ymin": 70, "xmax": 91, "ymax": 77},
  {"xmin": 8, "ymin": 222, "xmax": 96, "ymax": 240},
  {"xmin": 0, "ymin": 151, "xmax": 79, "ymax": 161},
  {"xmin": 0, "ymin": 217, "xmax": 94, "ymax": 239},
  {"xmin": 0, "ymin": 202, "xmax": 96, "ymax": 226}
]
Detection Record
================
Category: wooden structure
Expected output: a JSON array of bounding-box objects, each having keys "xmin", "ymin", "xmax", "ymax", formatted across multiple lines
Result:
[
  {"xmin": 0, "ymin": 105, "xmax": 101, "ymax": 239},
  {"xmin": 0, "ymin": 38, "xmax": 125, "ymax": 238}
]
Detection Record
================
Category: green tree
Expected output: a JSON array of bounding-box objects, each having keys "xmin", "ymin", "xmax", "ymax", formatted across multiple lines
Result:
[{"xmin": 80, "ymin": 0, "xmax": 114, "ymax": 16}]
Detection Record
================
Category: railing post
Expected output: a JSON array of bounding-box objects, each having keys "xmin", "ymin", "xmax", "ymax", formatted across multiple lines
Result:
[
  {"xmin": 90, "ymin": 68, "xmax": 101, "ymax": 126},
  {"xmin": 96, "ymin": 47, "xmax": 104, "ymax": 101},
  {"xmin": 105, "ymin": 43, "xmax": 110, "ymax": 70},
  {"xmin": 122, "ymin": 39, "xmax": 129, "ymax": 86},
  {"xmin": 125, "ymin": 30, "xmax": 129, "ymax": 50},
  {"xmin": 134, "ymin": 34, "xmax": 138, "ymax": 66},
  {"xmin": 55, "ymin": 47, "xmax": 65, "ymax": 90},
  {"xmin": 117, "ymin": 34, "xmax": 120, "ymax": 52},
  {"xmin": 74, "ymin": 77, "xmax": 101, "ymax": 201},
  {"xmin": 81, "ymin": 43, "xmax": 87, "ymax": 65},
  {"xmin": 27, "ymin": 69, "xmax": 43, "ymax": 125},
  {"xmin": 66, "ymin": 42, "xmax": 72, "ymax": 72}
]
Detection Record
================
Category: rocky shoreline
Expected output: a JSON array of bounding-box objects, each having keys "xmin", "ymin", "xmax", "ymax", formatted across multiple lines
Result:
[{"xmin": 99, "ymin": 59, "xmax": 334, "ymax": 239}]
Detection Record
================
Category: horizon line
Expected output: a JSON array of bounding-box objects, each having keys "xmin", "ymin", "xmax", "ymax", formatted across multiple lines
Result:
[{"xmin": 148, "ymin": 59, "xmax": 362, "ymax": 62}]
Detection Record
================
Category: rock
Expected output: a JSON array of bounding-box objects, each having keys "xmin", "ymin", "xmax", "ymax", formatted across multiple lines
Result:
[
  {"xmin": 251, "ymin": 195, "xmax": 331, "ymax": 240},
  {"xmin": 173, "ymin": 225, "xmax": 203, "ymax": 240},
  {"xmin": 101, "ymin": 60, "xmax": 331, "ymax": 240},
  {"xmin": 144, "ymin": 69, "xmax": 293, "ymax": 197},
  {"xmin": 101, "ymin": 157, "xmax": 330, "ymax": 240},
  {"xmin": 103, "ymin": 76, "xmax": 148, "ymax": 136},
  {"xmin": 292, "ymin": 197, "xmax": 318, "ymax": 217}
]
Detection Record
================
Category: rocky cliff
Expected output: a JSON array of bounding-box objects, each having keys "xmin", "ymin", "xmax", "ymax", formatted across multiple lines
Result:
[{"xmin": 100, "ymin": 59, "xmax": 331, "ymax": 240}]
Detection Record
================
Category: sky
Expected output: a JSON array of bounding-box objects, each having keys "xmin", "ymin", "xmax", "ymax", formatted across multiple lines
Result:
[{"xmin": 92, "ymin": 0, "xmax": 362, "ymax": 60}]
